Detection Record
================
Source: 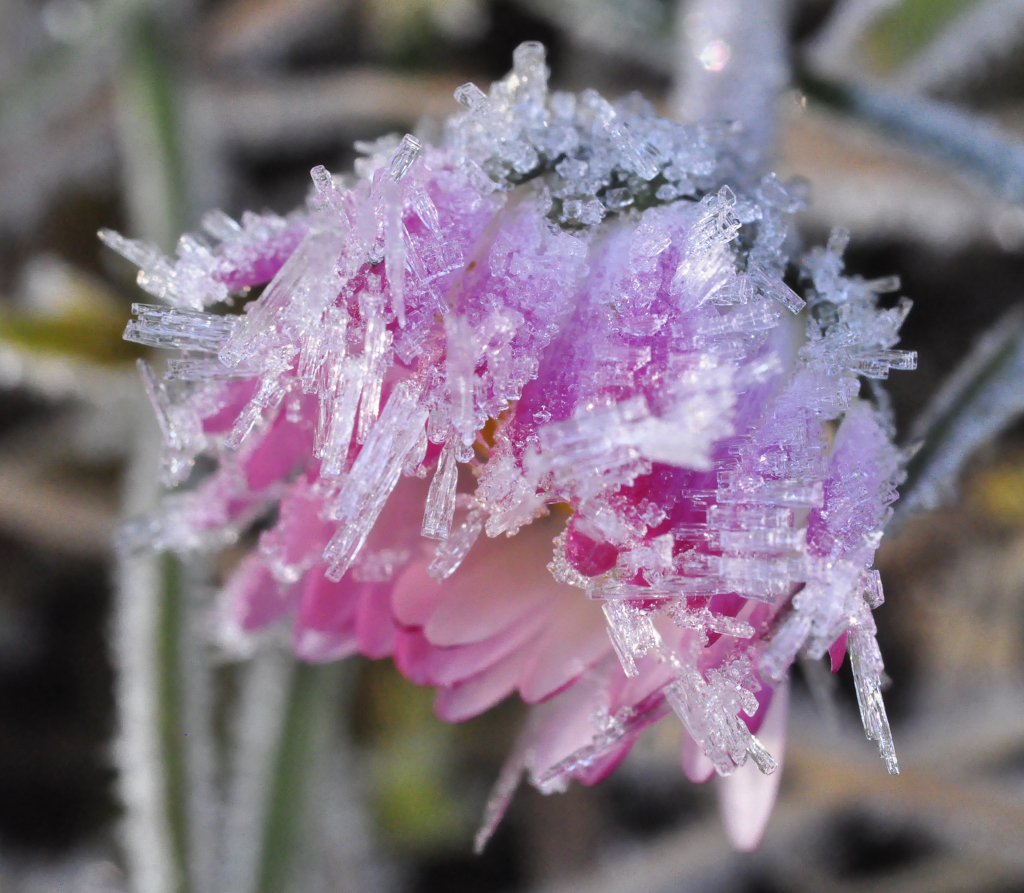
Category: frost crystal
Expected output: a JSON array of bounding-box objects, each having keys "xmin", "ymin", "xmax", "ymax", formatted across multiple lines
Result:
[{"xmin": 111, "ymin": 44, "xmax": 912, "ymax": 848}]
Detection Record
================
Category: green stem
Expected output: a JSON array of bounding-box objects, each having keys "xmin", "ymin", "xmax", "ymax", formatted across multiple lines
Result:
[
  {"xmin": 158, "ymin": 553, "xmax": 192, "ymax": 893},
  {"xmin": 257, "ymin": 662, "xmax": 341, "ymax": 893},
  {"xmin": 116, "ymin": 8, "xmax": 188, "ymax": 250}
]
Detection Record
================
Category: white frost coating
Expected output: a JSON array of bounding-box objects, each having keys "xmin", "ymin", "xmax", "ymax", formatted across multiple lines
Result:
[
  {"xmin": 125, "ymin": 304, "xmax": 238, "ymax": 353},
  {"xmin": 603, "ymin": 601, "xmax": 662, "ymax": 678}
]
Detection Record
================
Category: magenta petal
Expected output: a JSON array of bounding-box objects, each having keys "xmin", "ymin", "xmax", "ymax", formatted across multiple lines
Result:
[
  {"xmin": 425, "ymin": 610, "xmax": 549, "ymax": 687},
  {"xmin": 717, "ymin": 679, "xmax": 788, "ymax": 851},
  {"xmin": 245, "ymin": 407, "xmax": 315, "ymax": 492},
  {"xmin": 226, "ymin": 554, "xmax": 296, "ymax": 631},
  {"xmin": 356, "ymin": 582, "xmax": 398, "ymax": 659},
  {"xmin": 433, "ymin": 647, "xmax": 532, "ymax": 722},
  {"xmin": 517, "ymin": 595, "xmax": 611, "ymax": 703},
  {"xmin": 424, "ymin": 520, "xmax": 568, "ymax": 647},
  {"xmin": 829, "ymin": 631, "xmax": 848, "ymax": 673}
]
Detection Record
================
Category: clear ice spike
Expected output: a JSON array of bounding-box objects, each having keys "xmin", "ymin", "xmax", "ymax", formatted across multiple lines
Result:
[
  {"xmin": 422, "ymin": 442, "xmax": 459, "ymax": 540},
  {"xmin": 323, "ymin": 381, "xmax": 427, "ymax": 581}
]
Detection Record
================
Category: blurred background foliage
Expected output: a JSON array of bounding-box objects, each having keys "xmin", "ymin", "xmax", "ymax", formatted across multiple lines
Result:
[{"xmin": 5, "ymin": 1, "xmax": 1024, "ymax": 892}]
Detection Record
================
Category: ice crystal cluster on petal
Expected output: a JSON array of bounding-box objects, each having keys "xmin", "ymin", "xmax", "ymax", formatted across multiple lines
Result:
[{"xmin": 109, "ymin": 43, "xmax": 914, "ymax": 847}]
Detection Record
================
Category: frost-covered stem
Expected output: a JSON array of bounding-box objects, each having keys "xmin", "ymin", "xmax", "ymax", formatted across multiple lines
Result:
[
  {"xmin": 112, "ymin": 11, "xmax": 195, "ymax": 891},
  {"xmin": 896, "ymin": 306, "xmax": 1024, "ymax": 522},
  {"xmin": 219, "ymin": 650, "xmax": 295, "ymax": 893},
  {"xmin": 671, "ymin": 0, "xmax": 790, "ymax": 171},
  {"xmin": 113, "ymin": 407, "xmax": 179, "ymax": 893},
  {"xmin": 800, "ymin": 72, "xmax": 1024, "ymax": 205}
]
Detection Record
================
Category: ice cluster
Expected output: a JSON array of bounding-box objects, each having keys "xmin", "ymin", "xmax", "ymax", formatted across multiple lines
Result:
[{"xmin": 105, "ymin": 43, "xmax": 914, "ymax": 845}]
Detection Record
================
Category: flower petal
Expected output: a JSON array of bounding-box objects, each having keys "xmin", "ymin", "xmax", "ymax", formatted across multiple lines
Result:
[
  {"xmin": 245, "ymin": 405, "xmax": 315, "ymax": 491},
  {"xmin": 226, "ymin": 554, "xmax": 297, "ymax": 631},
  {"xmin": 292, "ymin": 565, "xmax": 360, "ymax": 660},
  {"xmin": 356, "ymin": 581, "xmax": 398, "ymax": 659},
  {"xmin": 829, "ymin": 631, "xmax": 848, "ymax": 673},
  {"xmin": 716, "ymin": 679, "xmax": 788, "ymax": 851},
  {"xmin": 517, "ymin": 594, "xmax": 611, "ymax": 703},
  {"xmin": 391, "ymin": 559, "xmax": 445, "ymax": 627},
  {"xmin": 423, "ymin": 517, "xmax": 567, "ymax": 647},
  {"xmin": 681, "ymin": 731, "xmax": 716, "ymax": 783},
  {"xmin": 425, "ymin": 609, "xmax": 549, "ymax": 687},
  {"xmin": 434, "ymin": 646, "xmax": 533, "ymax": 722}
]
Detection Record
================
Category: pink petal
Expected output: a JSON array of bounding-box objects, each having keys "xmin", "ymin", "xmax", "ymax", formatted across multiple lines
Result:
[
  {"xmin": 424, "ymin": 518, "xmax": 570, "ymax": 647},
  {"xmin": 394, "ymin": 627, "xmax": 435, "ymax": 684},
  {"xmin": 717, "ymin": 679, "xmax": 789, "ymax": 851},
  {"xmin": 425, "ymin": 609, "xmax": 549, "ymax": 687},
  {"xmin": 226, "ymin": 554, "xmax": 297, "ymax": 630},
  {"xmin": 523, "ymin": 663, "xmax": 661, "ymax": 786},
  {"xmin": 574, "ymin": 731, "xmax": 640, "ymax": 785},
  {"xmin": 829, "ymin": 631, "xmax": 848, "ymax": 673},
  {"xmin": 258, "ymin": 477, "xmax": 332, "ymax": 570},
  {"xmin": 391, "ymin": 559, "xmax": 445, "ymax": 627},
  {"xmin": 202, "ymin": 379, "xmax": 257, "ymax": 433},
  {"xmin": 292, "ymin": 566, "xmax": 359, "ymax": 657},
  {"xmin": 681, "ymin": 731, "xmax": 716, "ymax": 783},
  {"xmin": 293, "ymin": 626, "xmax": 359, "ymax": 663},
  {"xmin": 433, "ymin": 646, "xmax": 533, "ymax": 722},
  {"xmin": 517, "ymin": 594, "xmax": 611, "ymax": 703},
  {"xmin": 356, "ymin": 582, "xmax": 398, "ymax": 659},
  {"xmin": 524, "ymin": 668, "xmax": 612, "ymax": 774},
  {"xmin": 245, "ymin": 407, "xmax": 315, "ymax": 491},
  {"xmin": 608, "ymin": 653, "xmax": 674, "ymax": 713}
]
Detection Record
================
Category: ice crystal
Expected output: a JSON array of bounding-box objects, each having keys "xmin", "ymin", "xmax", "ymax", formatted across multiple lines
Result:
[{"xmin": 108, "ymin": 44, "xmax": 914, "ymax": 849}]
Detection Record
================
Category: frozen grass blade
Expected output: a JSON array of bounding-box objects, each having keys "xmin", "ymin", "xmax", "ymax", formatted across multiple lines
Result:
[{"xmin": 897, "ymin": 305, "xmax": 1024, "ymax": 519}]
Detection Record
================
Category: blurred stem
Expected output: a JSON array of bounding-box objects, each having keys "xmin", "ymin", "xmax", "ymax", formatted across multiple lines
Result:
[
  {"xmin": 798, "ymin": 69, "xmax": 1024, "ymax": 206},
  {"xmin": 112, "ymin": 8, "xmax": 193, "ymax": 893},
  {"xmin": 672, "ymin": 0, "xmax": 789, "ymax": 173},
  {"xmin": 114, "ymin": 410, "xmax": 178, "ymax": 893},
  {"xmin": 256, "ymin": 662, "xmax": 341, "ymax": 893},
  {"xmin": 158, "ymin": 553, "xmax": 192, "ymax": 893},
  {"xmin": 115, "ymin": 8, "xmax": 187, "ymax": 250},
  {"xmin": 896, "ymin": 306, "xmax": 1024, "ymax": 521}
]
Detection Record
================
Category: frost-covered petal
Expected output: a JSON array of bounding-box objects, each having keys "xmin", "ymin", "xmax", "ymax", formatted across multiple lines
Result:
[{"xmin": 717, "ymin": 679, "xmax": 788, "ymax": 851}]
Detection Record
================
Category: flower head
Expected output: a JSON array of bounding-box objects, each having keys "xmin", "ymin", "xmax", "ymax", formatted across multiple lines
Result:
[{"xmin": 105, "ymin": 42, "xmax": 915, "ymax": 850}]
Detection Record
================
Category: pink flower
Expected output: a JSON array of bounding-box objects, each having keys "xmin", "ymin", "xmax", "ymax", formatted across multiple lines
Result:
[{"xmin": 107, "ymin": 43, "xmax": 914, "ymax": 851}]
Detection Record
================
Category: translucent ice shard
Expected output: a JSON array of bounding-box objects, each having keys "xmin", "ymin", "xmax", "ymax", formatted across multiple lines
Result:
[
  {"xmin": 422, "ymin": 443, "xmax": 459, "ymax": 540},
  {"xmin": 323, "ymin": 382, "xmax": 428, "ymax": 580}
]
